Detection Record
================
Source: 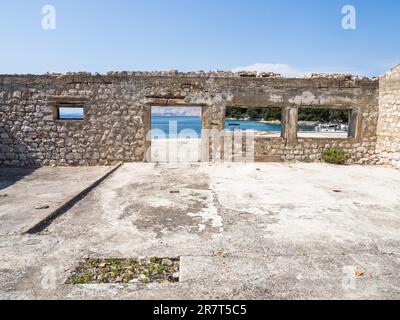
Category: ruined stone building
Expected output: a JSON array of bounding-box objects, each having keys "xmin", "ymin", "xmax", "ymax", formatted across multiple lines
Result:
[{"xmin": 1, "ymin": 65, "xmax": 400, "ymax": 168}]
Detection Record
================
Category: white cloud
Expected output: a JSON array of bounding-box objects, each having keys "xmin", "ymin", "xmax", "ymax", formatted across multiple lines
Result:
[{"xmin": 232, "ymin": 63, "xmax": 307, "ymax": 77}]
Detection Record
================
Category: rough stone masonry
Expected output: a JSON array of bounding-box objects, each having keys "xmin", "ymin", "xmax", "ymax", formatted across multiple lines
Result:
[
  {"xmin": 0, "ymin": 66, "xmax": 399, "ymax": 168},
  {"xmin": 377, "ymin": 65, "xmax": 400, "ymax": 169}
]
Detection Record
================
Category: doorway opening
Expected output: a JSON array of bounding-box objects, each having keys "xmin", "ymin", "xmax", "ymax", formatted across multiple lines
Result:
[{"xmin": 150, "ymin": 106, "xmax": 203, "ymax": 163}]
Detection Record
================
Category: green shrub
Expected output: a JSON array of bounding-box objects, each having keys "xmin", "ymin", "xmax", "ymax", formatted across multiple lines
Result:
[{"xmin": 323, "ymin": 148, "xmax": 347, "ymax": 165}]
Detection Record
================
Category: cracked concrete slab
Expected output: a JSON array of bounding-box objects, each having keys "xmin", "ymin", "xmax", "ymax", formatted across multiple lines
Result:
[{"xmin": 1, "ymin": 163, "xmax": 400, "ymax": 299}]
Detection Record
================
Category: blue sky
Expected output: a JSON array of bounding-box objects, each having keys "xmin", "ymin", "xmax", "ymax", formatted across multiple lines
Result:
[{"xmin": 0, "ymin": 0, "xmax": 399, "ymax": 77}]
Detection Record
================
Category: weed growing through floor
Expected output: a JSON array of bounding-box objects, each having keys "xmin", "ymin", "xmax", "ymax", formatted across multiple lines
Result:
[{"xmin": 67, "ymin": 257, "xmax": 180, "ymax": 285}]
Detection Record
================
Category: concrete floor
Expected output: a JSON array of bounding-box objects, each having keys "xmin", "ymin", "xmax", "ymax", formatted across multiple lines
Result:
[
  {"xmin": 0, "ymin": 166, "xmax": 112, "ymax": 235},
  {"xmin": 1, "ymin": 163, "xmax": 400, "ymax": 299},
  {"xmin": 151, "ymin": 139, "xmax": 202, "ymax": 163}
]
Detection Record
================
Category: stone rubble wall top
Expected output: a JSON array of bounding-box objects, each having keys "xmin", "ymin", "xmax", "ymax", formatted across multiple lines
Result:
[
  {"xmin": 381, "ymin": 64, "xmax": 400, "ymax": 79},
  {"xmin": 0, "ymin": 70, "xmax": 375, "ymax": 81}
]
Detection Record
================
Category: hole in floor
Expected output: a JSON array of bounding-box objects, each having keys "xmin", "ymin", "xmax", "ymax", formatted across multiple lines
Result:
[{"xmin": 66, "ymin": 257, "xmax": 180, "ymax": 285}]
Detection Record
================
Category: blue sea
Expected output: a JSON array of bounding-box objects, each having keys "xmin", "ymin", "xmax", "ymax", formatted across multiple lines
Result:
[
  {"xmin": 151, "ymin": 116, "xmax": 312, "ymax": 139},
  {"xmin": 60, "ymin": 115, "xmax": 313, "ymax": 137},
  {"xmin": 152, "ymin": 116, "xmax": 202, "ymax": 139},
  {"xmin": 226, "ymin": 120, "xmax": 315, "ymax": 132},
  {"xmin": 225, "ymin": 120, "xmax": 281, "ymax": 132},
  {"xmin": 61, "ymin": 114, "xmax": 84, "ymax": 119}
]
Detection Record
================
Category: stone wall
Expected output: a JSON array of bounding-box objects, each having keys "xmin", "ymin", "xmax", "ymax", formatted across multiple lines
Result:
[
  {"xmin": 0, "ymin": 71, "xmax": 380, "ymax": 167},
  {"xmin": 223, "ymin": 74, "xmax": 379, "ymax": 164},
  {"xmin": 376, "ymin": 65, "xmax": 400, "ymax": 169},
  {"xmin": 0, "ymin": 74, "xmax": 148, "ymax": 166}
]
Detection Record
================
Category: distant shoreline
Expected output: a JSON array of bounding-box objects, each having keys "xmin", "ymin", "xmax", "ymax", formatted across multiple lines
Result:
[
  {"xmin": 226, "ymin": 118, "xmax": 280, "ymax": 124},
  {"xmin": 153, "ymin": 116, "xmax": 318, "ymax": 128}
]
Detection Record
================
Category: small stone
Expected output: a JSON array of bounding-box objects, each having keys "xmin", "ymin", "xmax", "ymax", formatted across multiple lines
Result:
[
  {"xmin": 35, "ymin": 204, "xmax": 50, "ymax": 210},
  {"xmin": 172, "ymin": 272, "xmax": 180, "ymax": 281},
  {"xmin": 129, "ymin": 279, "xmax": 139, "ymax": 283},
  {"xmin": 139, "ymin": 274, "xmax": 147, "ymax": 280},
  {"xmin": 296, "ymin": 274, "xmax": 303, "ymax": 280},
  {"xmin": 98, "ymin": 263, "xmax": 106, "ymax": 268},
  {"xmin": 162, "ymin": 258, "xmax": 173, "ymax": 267}
]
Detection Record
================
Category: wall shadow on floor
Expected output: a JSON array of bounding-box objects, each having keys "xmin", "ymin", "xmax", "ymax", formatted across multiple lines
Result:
[
  {"xmin": 0, "ymin": 122, "xmax": 40, "ymax": 190},
  {"xmin": 0, "ymin": 167, "xmax": 38, "ymax": 191}
]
